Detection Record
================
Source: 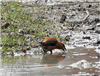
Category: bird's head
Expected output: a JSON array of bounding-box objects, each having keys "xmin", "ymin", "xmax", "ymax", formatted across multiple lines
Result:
[{"xmin": 58, "ymin": 41, "xmax": 67, "ymax": 51}]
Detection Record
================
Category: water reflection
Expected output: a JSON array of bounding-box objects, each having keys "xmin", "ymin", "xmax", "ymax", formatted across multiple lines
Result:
[{"xmin": 41, "ymin": 53, "xmax": 66, "ymax": 64}]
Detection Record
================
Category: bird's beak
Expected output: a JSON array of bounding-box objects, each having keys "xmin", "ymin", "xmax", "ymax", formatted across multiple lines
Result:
[
  {"xmin": 63, "ymin": 45, "xmax": 67, "ymax": 51},
  {"xmin": 64, "ymin": 47, "xmax": 67, "ymax": 51},
  {"xmin": 62, "ymin": 46, "xmax": 67, "ymax": 54}
]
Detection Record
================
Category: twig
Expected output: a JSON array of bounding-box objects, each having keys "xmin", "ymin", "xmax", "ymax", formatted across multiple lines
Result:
[{"xmin": 82, "ymin": 10, "xmax": 89, "ymax": 21}]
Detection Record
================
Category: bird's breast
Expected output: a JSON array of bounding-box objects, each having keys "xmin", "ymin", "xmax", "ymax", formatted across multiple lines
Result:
[{"xmin": 47, "ymin": 46, "xmax": 57, "ymax": 51}]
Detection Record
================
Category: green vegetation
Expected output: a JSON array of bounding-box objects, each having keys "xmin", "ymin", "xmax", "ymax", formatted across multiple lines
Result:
[{"xmin": 1, "ymin": 1, "xmax": 62, "ymax": 56}]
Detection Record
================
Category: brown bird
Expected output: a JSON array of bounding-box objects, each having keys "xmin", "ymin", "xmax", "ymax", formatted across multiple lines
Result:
[{"xmin": 39, "ymin": 37, "xmax": 67, "ymax": 54}]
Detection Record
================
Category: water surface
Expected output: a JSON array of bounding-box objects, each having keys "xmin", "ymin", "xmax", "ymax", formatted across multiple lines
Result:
[{"xmin": 0, "ymin": 47, "xmax": 100, "ymax": 76}]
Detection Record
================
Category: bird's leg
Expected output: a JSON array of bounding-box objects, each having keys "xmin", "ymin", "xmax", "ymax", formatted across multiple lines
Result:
[
  {"xmin": 50, "ymin": 50, "xmax": 52, "ymax": 54},
  {"xmin": 44, "ymin": 51, "xmax": 47, "ymax": 54},
  {"xmin": 62, "ymin": 48, "xmax": 67, "ymax": 54},
  {"xmin": 43, "ymin": 49, "xmax": 47, "ymax": 54}
]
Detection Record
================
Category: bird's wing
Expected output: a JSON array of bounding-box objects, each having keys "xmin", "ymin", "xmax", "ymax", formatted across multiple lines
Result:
[{"xmin": 41, "ymin": 40, "xmax": 58, "ymax": 46}]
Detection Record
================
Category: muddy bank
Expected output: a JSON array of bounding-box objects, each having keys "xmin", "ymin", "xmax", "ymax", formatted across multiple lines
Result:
[
  {"xmin": 1, "ymin": 1, "xmax": 100, "ymax": 56},
  {"xmin": 23, "ymin": 2, "xmax": 100, "ymax": 54}
]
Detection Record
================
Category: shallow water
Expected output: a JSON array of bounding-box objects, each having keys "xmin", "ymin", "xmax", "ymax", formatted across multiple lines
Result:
[{"xmin": 0, "ymin": 47, "xmax": 100, "ymax": 76}]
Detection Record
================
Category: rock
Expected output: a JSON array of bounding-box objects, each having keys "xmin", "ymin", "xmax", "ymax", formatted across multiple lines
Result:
[
  {"xmin": 26, "ymin": 46, "xmax": 31, "ymax": 50},
  {"xmin": 95, "ymin": 27, "xmax": 100, "ymax": 34},
  {"xmin": 18, "ymin": 29, "xmax": 24, "ymax": 34},
  {"xmin": 86, "ymin": 25, "xmax": 95, "ymax": 30},
  {"xmin": 88, "ymin": 4, "xmax": 92, "ymax": 8},
  {"xmin": 95, "ymin": 18, "xmax": 100, "ymax": 23},
  {"xmin": 65, "ymin": 35, "xmax": 71, "ymax": 41},
  {"xmin": 96, "ymin": 23, "xmax": 100, "ymax": 27},
  {"xmin": 83, "ymin": 25, "xmax": 95, "ymax": 31},
  {"xmin": 1, "ymin": 22, "xmax": 10, "ymax": 29},
  {"xmin": 97, "ymin": 40, "xmax": 100, "ymax": 44},
  {"xmin": 61, "ymin": 24, "xmax": 66, "ymax": 26},
  {"xmin": 60, "ymin": 14, "xmax": 66, "ymax": 23},
  {"xmin": 83, "ymin": 31, "xmax": 86, "ymax": 34},
  {"xmin": 95, "ymin": 30, "xmax": 100, "ymax": 34},
  {"xmin": 83, "ymin": 36, "xmax": 91, "ymax": 40},
  {"xmin": 93, "ymin": 40, "xmax": 100, "ymax": 46}
]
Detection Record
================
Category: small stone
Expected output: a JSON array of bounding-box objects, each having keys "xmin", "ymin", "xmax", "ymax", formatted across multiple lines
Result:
[
  {"xmin": 95, "ymin": 18, "xmax": 100, "ymax": 23},
  {"xmin": 96, "ymin": 23, "xmax": 100, "ymax": 27},
  {"xmin": 95, "ymin": 27, "xmax": 100, "ymax": 34},
  {"xmin": 62, "ymin": 24, "xmax": 66, "ymax": 26},
  {"xmin": 88, "ymin": 5, "xmax": 92, "ymax": 8},
  {"xmin": 65, "ymin": 35, "xmax": 70, "ymax": 41},
  {"xmin": 60, "ymin": 14, "xmax": 66, "ymax": 23},
  {"xmin": 26, "ymin": 46, "xmax": 31, "ymax": 50},
  {"xmin": 87, "ymin": 26, "xmax": 95, "ymax": 30},
  {"xmin": 1, "ymin": 22, "xmax": 10, "ymax": 29},
  {"xmin": 95, "ymin": 30, "xmax": 100, "ymax": 34},
  {"xmin": 97, "ymin": 40, "xmax": 100, "ymax": 44},
  {"xmin": 83, "ymin": 36, "xmax": 91, "ymax": 40},
  {"xmin": 94, "ymin": 40, "xmax": 100, "ymax": 46}
]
